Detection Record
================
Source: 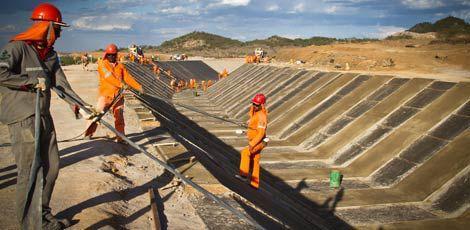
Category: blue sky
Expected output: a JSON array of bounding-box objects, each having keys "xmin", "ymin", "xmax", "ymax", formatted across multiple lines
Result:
[{"xmin": 0, "ymin": 0, "xmax": 469, "ymax": 52}]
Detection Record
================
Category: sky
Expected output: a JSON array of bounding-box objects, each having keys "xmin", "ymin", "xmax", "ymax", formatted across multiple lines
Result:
[{"xmin": 0, "ymin": 0, "xmax": 469, "ymax": 52}]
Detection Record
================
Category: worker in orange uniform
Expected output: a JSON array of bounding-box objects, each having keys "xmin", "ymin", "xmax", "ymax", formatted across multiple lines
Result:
[
  {"xmin": 235, "ymin": 94, "xmax": 268, "ymax": 189},
  {"xmin": 189, "ymin": 79, "xmax": 195, "ymax": 89},
  {"xmin": 207, "ymin": 80, "xmax": 213, "ymax": 88},
  {"xmin": 84, "ymin": 44, "xmax": 143, "ymax": 143},
  {"xmin": 201, "ymin": 80, "xmax": 207, "ymax": 92},
  {"xmin": 219, "ymin": 68, "xmax": 229, "ymax": 80}
]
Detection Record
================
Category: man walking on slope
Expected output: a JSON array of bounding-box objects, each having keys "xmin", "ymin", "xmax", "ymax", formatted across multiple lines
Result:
[
  {"xmin": 84, "ymin": 44, "xmax": 143, "ymax": 143},
  {"xmin": 235, "ymin": 94, "xmax": 268, "ymax": 189},
  {"xmin": 0, "ymin": 3, "xmax": 88, "ymax": 229}
]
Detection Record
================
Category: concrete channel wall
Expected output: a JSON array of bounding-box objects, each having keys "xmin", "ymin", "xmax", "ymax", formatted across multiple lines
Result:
[{"xmin": 127, "ymin": 62, "xmax": 470, "ymax": 229}]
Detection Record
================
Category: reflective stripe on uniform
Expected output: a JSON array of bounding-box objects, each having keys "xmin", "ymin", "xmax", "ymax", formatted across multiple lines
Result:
[
  {"xmin": 25, "ymin": 67, "xmax": 44, "ymax": 72},
  {"xmin": 102, "ymin": 68, "xmax": 113, "ymax": 78}
]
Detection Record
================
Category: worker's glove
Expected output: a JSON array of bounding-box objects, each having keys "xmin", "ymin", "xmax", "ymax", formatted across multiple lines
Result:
[
  {"xmin": 35, "ymin": 78, "xmax": 47, "ymax": 91},
  {"xmin": 235, "ymin": 129, "xmax": 246, "ymax": 135},
  {"xmin": 122, "ymin": 84, "xmax": 130, "ymax": 90},
  {"xmin": 79, "ymin": 105, "xmax": 100, "ymax": 120},
  {"xmin": 137, "ymin": 88, "xmax": 145, "ymax": 96}
]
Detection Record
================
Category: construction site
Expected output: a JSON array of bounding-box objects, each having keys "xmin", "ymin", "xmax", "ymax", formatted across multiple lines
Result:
[
  {"xmin": 1, "ymin": 49, "xmax": 469, "ymax": 229},
  {"xmin": 1, "ymin": 2, "xmax": 470, "ymax": 230}
]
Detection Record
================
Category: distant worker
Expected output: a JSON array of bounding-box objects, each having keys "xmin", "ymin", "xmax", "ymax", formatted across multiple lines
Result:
[
  {"xmin": 235, "ymin": 94, "xmax": 268, "ymax": 189},
  {"xmin": 189, "ymin": 78, "xmax": 195, "ymax": 89},
  {"xmin": 84, "ymin": 43, "xmax": 143, "ymax": 143},
  {"xmin": 201, "ymin": 80, "xmax": 207, "ymax": 92},
  {"xmin": 170, "ymin": 78, "xmax": 176, "ymax": 90},
  {"xmin": 0, "ymin": 3, "xmax": 89, "ymax": 229},
  {"xmin": 207, "ymin": 80, "xmax": 213, "ymax": 88},
  {"xmin": 81, "ymin": 53, "xmax": 89, "ymax": 71},
  {"xmin": 194, "ymin": 80, "xmax": 199, "ymax": 90},
  {"xmin": 219, "ymin": 68, "xmax": 229, "ymax": 80}
]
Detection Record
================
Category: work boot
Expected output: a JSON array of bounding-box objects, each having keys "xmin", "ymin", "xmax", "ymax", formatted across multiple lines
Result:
[
  {"xmin": 235, "ymin": 174, "xmax": 248, "ymax": 183},
  {"xmin": 83, "ymin": 135, "xmax": 92, "ymax": 140},
  {"xmin": 42, "ymin": 214, "xmax": 70, "ymax": 230}
]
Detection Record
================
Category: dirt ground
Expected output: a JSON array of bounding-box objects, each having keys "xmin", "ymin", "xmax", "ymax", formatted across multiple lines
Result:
[
  {"xmin": 0, "ymin": 64, "xmax": 206, "ymax": 229},
  {"xmin": 274, "ymin": 39, "xmax": 470, "ymax": 82}
]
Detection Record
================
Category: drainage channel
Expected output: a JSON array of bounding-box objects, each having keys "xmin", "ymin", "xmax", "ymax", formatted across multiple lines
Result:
[{"xmin": 126, "ymin": 63, "xmax": 343, "ymax": 229}]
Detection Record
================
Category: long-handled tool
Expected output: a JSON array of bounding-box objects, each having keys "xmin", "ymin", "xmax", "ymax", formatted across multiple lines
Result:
[
  {"xmin": 23, "ymin": 89, "xmax": 43, "ymax": 227},
  {"xmin": 52, "ymin": 86, "xmax": 264, "ymax": 230},
  {"xmin": 0, "ymin": 83, "xmax": 43, "ymax": 226}
]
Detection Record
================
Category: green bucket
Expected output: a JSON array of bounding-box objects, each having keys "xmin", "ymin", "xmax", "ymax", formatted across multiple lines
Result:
[
  {"xmin": 193, "ymin": 91, "xmax": 198, "ymax": 97},
  {"xmin": 329, "ymin": 170, "xmax": 341, "ymax": 188}
]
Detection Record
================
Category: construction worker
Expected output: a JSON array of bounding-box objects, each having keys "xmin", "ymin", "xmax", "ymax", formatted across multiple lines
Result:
[
  {"xmin": 0, "ymin": 3, "xmax": 89, "ymax": 229},
  {"xmin": 170, "ymin": 78, "xmax": 176, "ymax": 90},
  {"xmin": 189, "ymin": 78, "xmax": 195, "ymax": 89},
  {"xmin": 201, "ymin": 80, "xmax": 207, "ymax": 92},
  {"xmin": 84, "ymin": 44, "xmax": 143, "ymax": 143},
  {"xmin": 81, "ymin": 53, "xmax": 89, "ymax": 71},
  {"xmin": 207, "ymin": 80, "xmax": 213, "ymax": 88},
  {"xmin": 235, "ymin": 94, "xmax": 268, "ymax": 189},
  {"xmin": 219, "ymin": 68, "xmax": 229, "ymax": 80}
]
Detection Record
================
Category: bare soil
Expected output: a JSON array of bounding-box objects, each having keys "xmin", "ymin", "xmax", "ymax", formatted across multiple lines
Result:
[{"xmin": 274, "ymin": 39, "xmax": 470, "ymax": 82}]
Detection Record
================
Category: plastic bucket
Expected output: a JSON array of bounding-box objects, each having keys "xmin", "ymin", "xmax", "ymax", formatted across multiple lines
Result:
[
  {"xmin": 329, "ymin": 170, "xmax": 341, "ymax": 188},
  {"xmin": 193, "ymin": 91, "xmax": 198, "ymax": 97}
]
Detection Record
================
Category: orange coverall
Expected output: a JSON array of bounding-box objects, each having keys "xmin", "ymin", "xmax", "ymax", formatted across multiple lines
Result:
[
  {"xmin": 240, "ymin": 106, "xmax": 268, "ymax": 188},
  {"xmin": 85, "ymin": 59, "xmax": 142, "ymax": 139}
]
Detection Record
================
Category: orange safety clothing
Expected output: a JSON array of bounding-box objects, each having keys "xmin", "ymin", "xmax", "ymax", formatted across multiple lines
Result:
[
  {"xmin": 11, "ymin": 21, "xmax": 57, "ymax": 49},
  {"xmin": 97, "ymin": 59, "xmax": 142, "ymax": 98},
  {"xmin": 207, "ymin": 80, "xmax": 213, "ymax": 88},
  {"xmin": 201, "ymin": 80, "xmax": 207, "ymax": 92},
  {"xmin": 239, "ymin": 105, "xmax": 268, "ymax": 188},
  {"xmin": 84, "ymin": 96, "xmax": 125, "ymax": 139}
]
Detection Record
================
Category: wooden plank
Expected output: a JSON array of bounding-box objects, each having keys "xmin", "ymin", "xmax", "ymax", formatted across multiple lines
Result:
[{"xmin": 148, "ymin": 188, "xmax": 162, "ymax": 230}]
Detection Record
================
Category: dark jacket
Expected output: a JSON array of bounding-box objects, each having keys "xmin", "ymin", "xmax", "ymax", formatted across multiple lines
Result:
[{"xmin": 0, "ymin": 41, "xmax": 84, "ymax": 124}]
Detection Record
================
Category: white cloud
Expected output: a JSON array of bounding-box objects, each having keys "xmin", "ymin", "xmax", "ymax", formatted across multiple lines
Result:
[
  {"xmin": 289, "ymin": 3, "xmax": 305, "ymax": 13},
  {"xmin": 266, "ymin": 4, "xmax": 280, "ymax": 12},
  {"xmin": 160, "ymin": 6, "xmax": 200, "ymax": 15},
  {"xmin": 218, "ymin": 0, "xmax": 250, "ymax": 6},
  {"xmin": 72, "ymin": 12, "xmax": 138, "ymax": 31},
  {"xmin": 401, "ymin": 0, "xmax": 445, "ymax": 9},
  {"xmin": 325, "ymin": 5, "xmax": 339, "ymax": 14},
  {"xmin": 458, "ymin": 0, "xmax": 470, "ymax": 6},
  {"xmin": 451, "ymin": 9, "xmax": 470, "ymax": 20},
  {"xmin": 375, "ymin": 26, "xmax": 407, "ymax": 38}
]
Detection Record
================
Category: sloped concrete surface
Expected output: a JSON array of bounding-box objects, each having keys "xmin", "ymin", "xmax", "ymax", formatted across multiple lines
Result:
[{"xmin": 127, "ymin": 62, "xmax": 469, "ymax": 229}]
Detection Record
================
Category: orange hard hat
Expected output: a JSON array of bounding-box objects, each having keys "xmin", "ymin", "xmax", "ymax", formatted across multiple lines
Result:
[
  {"xmin": 103, "ymin": 43, "xmax": 118, "ymax": 58},
  {"xmin": 252, "ymin": 93, "xmax": 266, "ymax": 105},
  {"xmin": 31, "ymin": 3, "xmax": 69, "ymax": 27}
]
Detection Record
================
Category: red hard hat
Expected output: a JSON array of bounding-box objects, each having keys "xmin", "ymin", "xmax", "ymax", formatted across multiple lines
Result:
[
  {"xmin": 252, "ymin": 93, "xmax": 266, "ymax": 105},
  {"xmin": 31, "ymin": 3, "xmax": 69, "ymax": 27},
  {"xmin": 103, "ymin": 44, "xmax": 118, "ymax": 58}
]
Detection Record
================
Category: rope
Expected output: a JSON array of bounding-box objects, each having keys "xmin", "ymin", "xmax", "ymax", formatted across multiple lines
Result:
[{"xmin": 131, "ymin": 88, "xmax": 247, "ymax": 128}]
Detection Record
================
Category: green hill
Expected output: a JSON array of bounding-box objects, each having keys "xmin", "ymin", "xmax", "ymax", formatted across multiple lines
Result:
[
  {"xmin": 408, "ymin": 16, "xmax": 470, "ymax": 42},
  {"xmin": 158, "ymin": 31, "xmax": 243, "ymax": 52},
  {"xmin": 153, "ymin": 31, "xmax": 377, "ymax": 57}
]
